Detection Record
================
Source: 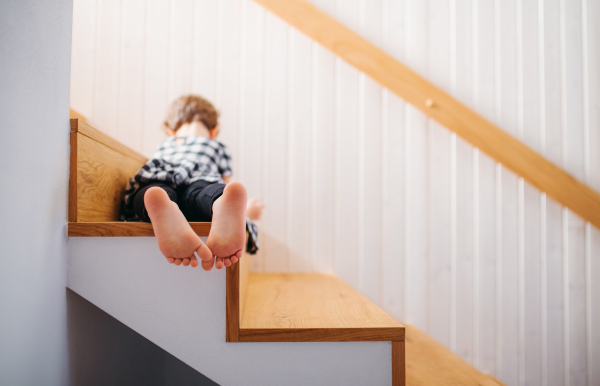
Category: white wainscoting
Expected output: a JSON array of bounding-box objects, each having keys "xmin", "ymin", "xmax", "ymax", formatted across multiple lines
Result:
[{"xmin": 70, "ymin": 0, "xmax": 600, "ymax": 384}]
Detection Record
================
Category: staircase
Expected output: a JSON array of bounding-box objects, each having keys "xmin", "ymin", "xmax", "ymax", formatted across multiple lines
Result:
[
  {"xmin": 67, "ymin": 117, "xmax": 507, "ymax": 384},
  {"xmin": 68, "ymin": 118, "xmax": 404, "ymax": 385}
]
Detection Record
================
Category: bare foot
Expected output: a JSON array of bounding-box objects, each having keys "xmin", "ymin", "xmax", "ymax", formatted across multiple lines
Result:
[
  {"xmin": 144, "ymin": 187, "xmax": 215, "ymax": 270},
  {"xmin": 206, "ymin": 181, "xmax": 247, "ymax": 269}
]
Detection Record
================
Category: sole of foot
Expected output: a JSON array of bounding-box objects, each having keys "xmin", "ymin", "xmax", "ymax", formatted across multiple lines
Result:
[
  {"xmin": 144, "ymin": 187, "xmax": 214, "ymax": 270},
  {"xmin": 206, "ymin": 181, "xmax": 247, "ymax": 269}
]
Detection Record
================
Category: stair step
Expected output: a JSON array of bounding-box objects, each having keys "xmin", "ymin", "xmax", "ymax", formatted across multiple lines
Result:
[
  {"xmin": 69, "ymin": 118, "xmax": 211, "ymax": 237},
  {"xmin": 69, "ymin": 118, "xmax": 146, "ymax": 223},
  {"xmin": 240, "ymin": 273, "xmax": 403, "ymax": 341},
  {"xmin": 405, "ymin": 325, "xmax": 504, "ymax": 386},
  {"xmin": 68, "ymin": 221, "xmax": 211, "ymax": 237},
  {"xmin": 226, "ymin": 256, "xmax": 405, "ymax": 385}
]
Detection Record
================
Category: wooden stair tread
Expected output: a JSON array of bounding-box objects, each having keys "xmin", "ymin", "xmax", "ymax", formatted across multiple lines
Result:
[
  {"xmin": 405, "ymin": 325, "xmax": 504, "ymax": 386},
  {"xmin": 68, "ymin": 119, "xmax": 212, "ymax": 237},
  {"xmin": 240, "ymin": 273, "xmax": 403, "ymax": 340},
  {"xmin": 68, "ymin": 221, "xmax": 211, "ymax": 237}
]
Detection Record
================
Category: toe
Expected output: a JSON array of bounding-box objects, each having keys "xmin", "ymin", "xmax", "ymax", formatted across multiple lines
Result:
[
  {"xmin": 224, "ymin": 258, "xmax": 231, "ymax": 268},
  {"xmin": 190, "ymin": 258, "xmax": 199, "ymax": 268},
  {"xmin": 215, "ymin": 257, "xmax": 224, "ymax": 269},
  {"xmin": 167, "ymin": 257, "xmax": 175, "ymax": 264},
  {"xmin": 235, "ymin": 250, "xmax": 243, "ymax": 258},
  {"xmin": 182, "ymin": 258, "xmax": 190, "ymax": 266},
  {"xmin": 196, "ymin": 242, "xmax": 213, "ymax": 262},
  {"xmin": 201, "ymin": 257, "xmax": 214, "ymax": 271},
  {"xmin": 230, "ymin": 255, "xmax": 239, "ymax": 264},
  {"xmin": 174, "ymin": 259, "xmax": 182, "ymax": 266}
]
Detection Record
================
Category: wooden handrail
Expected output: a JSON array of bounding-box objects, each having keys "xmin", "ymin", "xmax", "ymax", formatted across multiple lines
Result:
[{"xmin": 253, "ymin": 0, "xmax": 600, "ymax": 229}]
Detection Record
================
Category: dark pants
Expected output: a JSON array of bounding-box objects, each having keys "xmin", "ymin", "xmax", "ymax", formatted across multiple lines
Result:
[{"xmin": 132, "ymin": 180, "xmax": 226, "ymax": 222}]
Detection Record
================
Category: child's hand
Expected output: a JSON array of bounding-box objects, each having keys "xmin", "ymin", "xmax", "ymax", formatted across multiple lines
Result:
[{"xmin": 246, "ymin": 198, "xmax": 265, "ymax": 220}]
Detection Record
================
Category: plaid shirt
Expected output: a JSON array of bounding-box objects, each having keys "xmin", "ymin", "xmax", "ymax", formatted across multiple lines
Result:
[{"xmin": 121, "ymin": 135, "xmax": 259, "ymax": 254}]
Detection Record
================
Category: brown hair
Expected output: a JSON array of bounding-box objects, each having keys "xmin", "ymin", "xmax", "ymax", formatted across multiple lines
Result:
[{"xmin": 164, "ymin": 95, "xmax": 219, "ymax": 132}]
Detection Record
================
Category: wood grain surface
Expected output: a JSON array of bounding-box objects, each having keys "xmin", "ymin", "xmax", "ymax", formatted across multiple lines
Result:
[
  {"xmin": 70, "ymin": 118, "xmax": 147, "ymax": 222},
  {"xmin": 71, "ymin": 118, "xmax": 147, "ymax": 163},
  {"xmin": 241, "ymin": 273, "xmax": 403, "ymax": 330},
  {"xmin": 252, "ymin": 0, "xmax": 600, "ymax": 230},
  {"xmin": 238, "ymin": 243, "xmax": 250, "ymax": 321},
  {"xmin": 74, "ymin": 133, "xmax": 146, "ymax": 221},
  {"xmin": 405, "ymin": 325, "xmax": 504, "ymax": 386},
  {"xmin": 226, "ymin": 234, "xmax": 251, "ymax": 342},
  {"xmin": 392, "ymin": 341, "xmax": 406, "ymax": 386},
  {"xmin": 238, "ymin": 327, "xmax": 403, "ymax": 342},
  {"xmin": 226, "ymin": 260, "xmax": 240, "ymax": 342},
  {"xmin": 68, "ymin": 222, "xmax": 211, "ymax": 237},
  {"xmin": 69, "ymin": 132, "xmax": 78, "ymax": 222}
]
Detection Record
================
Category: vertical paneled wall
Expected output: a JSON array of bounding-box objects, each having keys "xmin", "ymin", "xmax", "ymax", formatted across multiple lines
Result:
[{"xmin": 70, "ymin": 0, "xmax": 600, "ymax": 385}]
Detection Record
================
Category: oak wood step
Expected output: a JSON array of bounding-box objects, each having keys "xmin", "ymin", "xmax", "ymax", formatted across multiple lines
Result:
[
  {"xmin": 226, "ymin": 258, "xmax": 406, "ymax": 385},
  {"xmin": 68, "ymin": 221, "xmax": 211, "ymax": 237},
  {"xmin": 69, "ymin": 118, "xmax": 147, "ymax": 223},
  {"xmin": 240, "ymin": 273, "xmax": 403, "ymax": 341},
  {"xmin": 405, "ymin": 325, "xmax": 504, "ymax": 386}
]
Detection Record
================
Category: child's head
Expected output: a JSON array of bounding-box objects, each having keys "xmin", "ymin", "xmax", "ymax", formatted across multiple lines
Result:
[{"xmin": 164, "ymin": 95, "xmax": 219, "ymax": 137}]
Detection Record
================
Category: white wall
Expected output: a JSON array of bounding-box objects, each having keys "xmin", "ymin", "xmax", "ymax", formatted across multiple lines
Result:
[
  {"xmin": 0, "ymin": 0, "xmax": 73, "ymax": 384},
  {"xmin": 70, "ymin": 0, "xmax": 600, "ymax": 385}
]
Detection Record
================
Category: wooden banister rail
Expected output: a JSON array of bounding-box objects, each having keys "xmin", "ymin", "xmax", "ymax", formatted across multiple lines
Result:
[{"xmin": 253, "ymin": 0, "xmax": 600, "ymax": 229}]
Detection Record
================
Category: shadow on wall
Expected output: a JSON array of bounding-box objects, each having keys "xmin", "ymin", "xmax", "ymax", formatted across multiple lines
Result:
[{"xmin": 66, "ymin": 289, "xmax": 218, "ymax": 386}]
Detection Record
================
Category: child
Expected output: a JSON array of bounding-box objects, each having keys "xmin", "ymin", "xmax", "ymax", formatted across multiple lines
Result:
[{"xmin": 121, "ymin": 95, "xmax": 262, "ymax": 271}]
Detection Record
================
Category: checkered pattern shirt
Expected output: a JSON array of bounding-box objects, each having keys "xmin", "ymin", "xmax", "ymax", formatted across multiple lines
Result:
[
  {"xmin": 120, "ymin": 135, "xmax": 259, "ymax": 254},
  {"xmin": 142, "ymin": 135, "xmax": 233, "ymax": 185}
]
